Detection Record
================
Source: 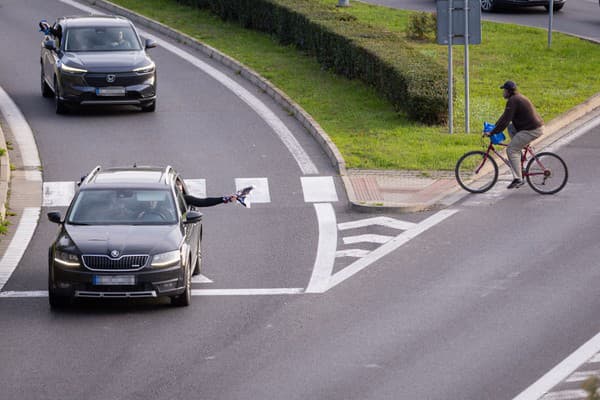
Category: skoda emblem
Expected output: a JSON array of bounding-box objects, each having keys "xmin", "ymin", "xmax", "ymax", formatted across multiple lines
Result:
[
  {"xmin": 110, "ymin": 250, "xmax": 120, "ymax": 258},
  {"xmin": 106, "ymin": 74, "xmax": 116, "ymax": 83}
]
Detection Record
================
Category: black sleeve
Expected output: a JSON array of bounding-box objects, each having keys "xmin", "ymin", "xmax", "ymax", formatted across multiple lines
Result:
[{"xmin": 184, "ymin": 194, "xmax": 225, "ymax": 208}]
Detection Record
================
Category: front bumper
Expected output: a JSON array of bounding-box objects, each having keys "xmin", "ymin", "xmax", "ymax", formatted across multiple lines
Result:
[{"xmin": 50, "ymin": 263, "xmax": 185, "ymax": 299}]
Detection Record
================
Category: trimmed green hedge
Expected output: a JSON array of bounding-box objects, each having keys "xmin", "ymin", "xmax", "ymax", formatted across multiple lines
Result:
[{"xmin": 174, "ymin": 0, "xmax": 449, "ymax": 124}]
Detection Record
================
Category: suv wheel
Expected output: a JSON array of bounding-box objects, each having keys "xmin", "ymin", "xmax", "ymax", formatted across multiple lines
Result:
[
  {"xmin": 481, "ymin": 0, "xmax": 495, "ymax": 11},
  {"xmin": 141, "ymin": 100, "xmax": 156, "ymax": 112},
  {"xmin": 192, "ymin": 239, "xmax": 202, "ymax": 276},
  {"xmin": 48, "ymin": 274, "xmax": 70, "ymax": 309},
  {"xmin": 171, "ymin": 264, "xmax": 191, "ymax": 307},
  {"xmin": 41, "ymin": 66, "xmax": 53, "ymax": 98},
  {"xmin": 54, "ymin": 78, "xmax": 68, "ymax": 115}
]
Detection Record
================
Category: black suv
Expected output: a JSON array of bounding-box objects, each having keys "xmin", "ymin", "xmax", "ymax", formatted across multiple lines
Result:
[
  {"xmin": 47, "ymin": 166, "xmax": 202, "ymax": 308},
  {"xmin": 40, "ymin": 15, "xmax": 157, "ymax": 114}
]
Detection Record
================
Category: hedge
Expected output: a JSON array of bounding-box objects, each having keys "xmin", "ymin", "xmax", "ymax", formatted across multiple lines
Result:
[{"xmin": 175, "ymin": 0, "xmax": 449, "ymax": 124}]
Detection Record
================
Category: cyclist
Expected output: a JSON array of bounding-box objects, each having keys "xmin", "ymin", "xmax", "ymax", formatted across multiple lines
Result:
[{"xmin": 486, "ymin": 81, "xmax": 544, "ymax": 189}]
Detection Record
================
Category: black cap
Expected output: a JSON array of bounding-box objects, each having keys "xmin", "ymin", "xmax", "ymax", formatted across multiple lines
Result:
[{"xmin": 500, "ymin": 80, "xmax": 517, "ymax": 90}]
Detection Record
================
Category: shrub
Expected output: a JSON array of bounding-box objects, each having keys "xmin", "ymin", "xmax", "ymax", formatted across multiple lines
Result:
[{"xmin": 406, "ymin": 11, "xmax": 436, "ymax": 41}]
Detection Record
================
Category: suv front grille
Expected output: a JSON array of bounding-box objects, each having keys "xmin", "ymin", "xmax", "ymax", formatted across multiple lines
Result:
[
  {"xmin": 84, "ymin": 72, "xmax": 151, "ymax": 87},
  {"xmin": 83, "ymin": 255, "xmax": 149, "ymax": 271}
]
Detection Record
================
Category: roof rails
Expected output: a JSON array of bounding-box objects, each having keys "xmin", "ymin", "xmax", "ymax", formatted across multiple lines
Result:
[{"xmin": 79, "ymin": 165, "xmax": 101, "ymax": 186}]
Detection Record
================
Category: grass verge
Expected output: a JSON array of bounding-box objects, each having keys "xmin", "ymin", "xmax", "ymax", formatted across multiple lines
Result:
[{"xmin": 110, "ymin": 0, "xmax": 600, "ymax": 170}]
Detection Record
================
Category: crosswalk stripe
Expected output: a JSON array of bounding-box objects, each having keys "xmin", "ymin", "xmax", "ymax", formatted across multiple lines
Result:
[
  {"xmin": 301, "ymin": 176, "xmax": 338, "ymax": 202},
  {"xmin": 184, "ymin": 179, "xmax": 206, "ymax": 198},
  {"xmin": 235, "ymin": 178, "xmax": 270, "ymax": 203},
  {"xmin": 42, "ymin": 182, "xmax": 76, "ymax": 207}
]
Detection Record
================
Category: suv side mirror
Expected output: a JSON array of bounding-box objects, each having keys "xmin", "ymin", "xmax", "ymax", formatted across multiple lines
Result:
[
  {"xmin": 184, "ymin": 211, "xmax": 202, "ymax": 224},
  {"xmin": 43, "ymin": 39, "xmax": 56, "ymax": 50},
  {"xmin": 145, "ymin": 39, "xmax": 157, "ymax": 49},
  {"xmin": 47, "ymin": 211, "xmax": 62, "ymax": 224}
]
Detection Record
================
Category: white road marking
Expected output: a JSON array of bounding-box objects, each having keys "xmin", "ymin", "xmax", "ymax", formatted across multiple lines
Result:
[
  {"xmin": 305, "ymin": 203, "xmax": 337, "ymax": 293},
  {"xmin": 0, "ymin": 291, "xmax": 48, "ymax": 298},
  {"xmin": 328, "ymin": 209, "xmax": 458, "ymax": 291},
  {"xmin": 301, "ymin": 176, "xmax": 338, "ymax": 202},
  {"xmin": 42, "ymin": 181, "xmax": 76, "ymax": 207},
  {"xmin": 184, "ymin": 179, "xmax": 206, "ymax": 198},
  {"xmin": 0, "ymin": 288, "xmax": 304, "ymax": 297},
  {"xmin": 338, "ymin": 216, "xmax": 416, "ymax": 231},
  {"xmin": 235, "ymin": 178, "xmax": 270, "ymax": 203},
  {"xmin": 513, "ymin": 332, "xmax": 600, "ymax": 400},
  {"xmin": 589, "ymin": 353, "xmax": 600, "ymax": 363},
  {"xmin": 545, "ymin": 113, "xmax": 600, "ymax": 154},
  {"xmin": 0, "ymin": 208, "xmax": 41, "ymax": 291},
  {"xmin": 336, "ymin": 249, "xmax": 370, "ymax": 258},
  {"xmin": 0, "ymin": 87, "xmax": 42, "ymax": 181},
  {"xmin": 343, "ymin": 234, "xmax": 393, "ymax": 245},
  {"xmin": 191, "ymin": 274, "xmax": 213, "ymax": 283},
  {"xmin": 565, "ymin": 369, "xmax": 600, "ymax": 383},
  {"xmin": 540, "ymin": 390, "xmax": 587, "ymax": 400}
]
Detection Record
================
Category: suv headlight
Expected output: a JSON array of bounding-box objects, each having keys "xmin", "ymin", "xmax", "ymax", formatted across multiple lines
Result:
[
  {"xmin": 54, "ymin": 250, "xmax": 81, "ymax": 268},
  {"xmin": 133, "ymin": 62, "xmax": 155, "ymax": 74},
  {"xmin": 59, "ymin": 63, "xmax": 87, "ymax": 74},
  {"xmin": 151, "ymin": 250, "xmax": 180, "ymax": 268}
]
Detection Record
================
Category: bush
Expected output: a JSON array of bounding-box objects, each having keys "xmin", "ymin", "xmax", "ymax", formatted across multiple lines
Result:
[
  {"xmin": 406, "ymin": 11, "xmax": 436, "ymax": 41},
  {"xmin": 174, "ymin": 0, "xmax": 449, "ymax": 124}
]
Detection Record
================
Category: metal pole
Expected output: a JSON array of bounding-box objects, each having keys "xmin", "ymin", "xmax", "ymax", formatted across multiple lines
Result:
[
  {"xmin": 448, "ymin": 0, "xmax": 453, "ymax": 134},
  {"xmin": 464, "ymin": 0, "xmax": 470, "ymax": 133},
  {"xmin": 548, "ymin": 0, "xmax": 554, "ymax": 48}
]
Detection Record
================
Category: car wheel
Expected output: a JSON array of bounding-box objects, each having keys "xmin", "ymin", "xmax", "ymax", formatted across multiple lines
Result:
[
  {"xmin": 48, "ymin": 273, "xmax": 70, "ymax": 309},
  {"xmin": 544, "ymin": 3, "xmax": 564, "ymax": 11},
  {"xmin": 171, "ymin": 263, "xmax": 191, "ymax": 307},
  {"xmin": 481, "ymin": 0, "xmax": 495, "ymax": 12},
  {"xmin": 54, "ymin": 78, "xmax": 68, "ymax": 115},
  {"xmin": 192, "ymin": 238, "xmax": 202, "ymax": 276},
  {"xmin": 41, "ymin": 66, "xmax": 53, "ymax": 98},
  {"xmin": 141, "ymin": 100, "xmax": 156, "ymax": 112}
]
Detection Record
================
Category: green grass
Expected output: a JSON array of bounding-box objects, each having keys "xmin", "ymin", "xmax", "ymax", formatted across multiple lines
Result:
[{"xmin": 111, "ymin": 0, "xmax": 600, "ymax": 170}]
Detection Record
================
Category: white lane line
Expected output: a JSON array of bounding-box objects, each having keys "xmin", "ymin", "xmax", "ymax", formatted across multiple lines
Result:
[
  {"xmin": 0, "ymin": 288, "xmax": 304, "ymax": 297},
  {"xmin": 540, "ymin": 390, "xmax": 587, "ymax": 400},
  {"xmin": 184, "ymin": 179, "xmax": 206, "ymax": 198},
  {"xmin": 337, "ymin": 216, "xmax": 417, "ymax": 231},
  {"xmin": 59, "ymin": 0, "xmax": 318, "ymax": 175},
  {"xmin": 305, "ymin": 203, "xmax": 337, "ymax": 293},
  {"xmin": 589, "ymin": 353, "xmax": 600, "ymax": 363},
  {"xmin": 0, "ymin": 291, "xmax": 48, "ymax": 298},
  {"xmin": 513, "ymin": 332, "xmax": 600, "ymax": 400},
  {"xmin": 191, "ymin": 274, "xmax": 213, "ymax": 284},
  {"xmin": 235, "ymin": 178, "xmax": 270, "ymax": 203},
  {"xmin": 42, "ymin": 181, "xmax": 76, "ymax": 207},
  {"xmin": 328, "ymin": 209, "xmax": 458, "ymax": 291},
  {"xmin": 0, "ymin": 208, "xmax": 41, "ymax": 291},
  {"xmin": 343, "ymin": 234, "xmax": 393, "ymax": 245},
  {"xmin": 0, "ymin": 86, "xmax": 42, "ymax": 181},
  {"xmin": 565, "ymin": 369, "xmax": 600, "ymax": 383},
  {"xmin": 301, "ymin": 176, "xmax": 338, "ymax": 203},
  {"xmin": 336, "ymin": 249, "xmax": 370, "ymax": 258}
]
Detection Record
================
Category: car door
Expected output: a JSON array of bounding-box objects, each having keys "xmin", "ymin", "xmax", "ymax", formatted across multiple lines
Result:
[{"xmin": 174, "ymin": 179, "xmax": 200, "ymax": 268}]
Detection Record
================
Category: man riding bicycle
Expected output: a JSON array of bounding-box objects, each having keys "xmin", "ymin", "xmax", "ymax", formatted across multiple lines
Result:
[{"xmin": 486, "ymin": 80, "xmax": 544, "ymax": 189}]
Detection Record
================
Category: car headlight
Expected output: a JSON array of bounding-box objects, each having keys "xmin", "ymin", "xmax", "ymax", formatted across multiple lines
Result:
[
  {"xmin": 54, "ymin": 250, "xmax": 81, "ymax": 268},
  {"xmin": 59, "ymin": 63, "xmax": 87, "ymax": 74},
  {"xmin": 151, "ymin": 250, "xmax": 180, "ymax": 268},
  {"xmin": 133, "ymin": 62, "xmax": 155, "ymax": 74}
]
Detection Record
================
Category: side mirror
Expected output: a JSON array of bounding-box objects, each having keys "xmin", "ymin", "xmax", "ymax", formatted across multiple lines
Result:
[
  {"xmin": 47, "ymin": 211, "xmax": 62, "ymax": 224},
  {"xmin": 183, "ymin": 211, "xmax": 202, "ymax": 224},
  {"xmin": 43, "ymin": 39, "xmax": 56, "ymax": 50},
  {"xmin": 145, "ymin": 39, "xmax": 157, "ymax": 49}
]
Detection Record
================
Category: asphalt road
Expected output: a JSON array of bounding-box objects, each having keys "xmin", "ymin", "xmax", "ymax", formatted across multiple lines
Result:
[
  {"xmin": 363, "ymin": 0, "xmax": 600, "ymax": 41},
  {"xmin": 1, "ymin": 1, "xmax": 599, "ymax": 399}
]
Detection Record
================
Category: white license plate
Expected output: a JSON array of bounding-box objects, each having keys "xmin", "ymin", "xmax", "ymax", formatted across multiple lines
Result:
[
  {"xmin": 96, "ymin": 87, "xmax": 126, "ymax": 96},
  {"xmin": 93, "ymin": 275, "xmax": 135, "ymax": 285}
]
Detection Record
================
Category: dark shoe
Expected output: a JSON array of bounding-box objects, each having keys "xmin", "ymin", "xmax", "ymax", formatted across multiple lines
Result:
[{"xmin": 507, "ymin": 179, "xmax": 524, "ymax": 189}]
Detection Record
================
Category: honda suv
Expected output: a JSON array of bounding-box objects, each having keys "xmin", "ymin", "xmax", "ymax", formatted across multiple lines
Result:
[
  {"xmin": 39, "ymin": 15, "xmax": 157, "ymax": 114},
  {"xmin": 47, "ymin": 166, "xmax": 202, "ymax": 308}
]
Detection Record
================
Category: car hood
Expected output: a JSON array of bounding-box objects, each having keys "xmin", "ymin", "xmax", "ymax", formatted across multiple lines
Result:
[
  {"xmin": 64, "ymin": 224, "xmax": 182, "ymax": 256},
  {"xmin": 63, "ymin": 51, "xmax": 151, "ymax": 73}
]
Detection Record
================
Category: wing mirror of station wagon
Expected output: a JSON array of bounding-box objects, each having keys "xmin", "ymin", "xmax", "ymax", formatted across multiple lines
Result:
[
  {"xmin": 145, "ymin": 39, "xmax": 157, "ymax": 49},
  {"xmin": 47, "ymin": 211, "xmax": 62, "ymax": 224},
  {"xmin": 43, "ymin": 39, "xmax": 56, "ymax": 51},
  {"xmin": 184, "ymin": 211, "xmax": 202, "ymax": 224}
]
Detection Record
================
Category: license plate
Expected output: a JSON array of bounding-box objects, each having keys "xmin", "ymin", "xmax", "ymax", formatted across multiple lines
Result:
[
  {"xmin": 96, "ymin": 87, "xmax": 126, "ymax": 96},
  {"xmin": 93, "ymin": 275, "xmax": 135, "ymax": 285}
]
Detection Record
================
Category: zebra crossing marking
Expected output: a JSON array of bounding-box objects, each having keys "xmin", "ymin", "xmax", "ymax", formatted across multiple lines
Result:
[
  {"xmin": 301, "ymin": 176, "xmax": 338, "ymax": 202},
  {"xmin": 235, "ymin": 178, "xmax": 270, "ymax": 203}
]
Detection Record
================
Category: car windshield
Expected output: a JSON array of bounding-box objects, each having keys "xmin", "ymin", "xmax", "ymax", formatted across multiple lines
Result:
[
  {"xmin": 64, "ymin": 26, "xmax": 142, "ymax": 52},
  {"xmin": 68, "ymin": 189, "xmax": 177, "ymax": 225}
]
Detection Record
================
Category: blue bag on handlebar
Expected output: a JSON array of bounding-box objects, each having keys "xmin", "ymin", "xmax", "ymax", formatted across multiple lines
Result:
[{"xmin": 483, "ymin": 122, "xmax": 505, "ymax": 144}]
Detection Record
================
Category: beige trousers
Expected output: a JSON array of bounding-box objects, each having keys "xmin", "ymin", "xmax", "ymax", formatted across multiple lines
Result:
[{"xmin": 507, "ymin": 126, "xmax": 544, "ymax": 180}]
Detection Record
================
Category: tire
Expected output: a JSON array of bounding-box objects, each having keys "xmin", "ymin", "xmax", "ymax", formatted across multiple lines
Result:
[
  {"xmin": 54, "ymin": 78, "xmax": 68, "ymax": 115},
  {"xmin": 41, "ymin": 66, "xmax": 53, "ymax": 98},
  {"xmin": 141, "ymin": 100, "xmax": 156, "ymax": 112},
  {"xmin": 455, "ymin": 150, "xmax": 498, "ymax": 193},
  {"xmin": 48, "ymin": 272, "xmax": 70, "ymax": 309},
  {"xmin": 192, "ymin": 237, "xmax": 202, "ymax": 276},
  {"xmin": 481, "ymin": 0, "xmax": 496, "ymax": 12},
  {"xmin": 525, "ymin": 152, "xmax": 568, "ymax": 194},
  {"xmin": 171, "ymin": 264, "xmax": 191, "ymax": 307},
  {"xmin": 544, "ymin": 3, "xmax": 564, "ymax": 11}
]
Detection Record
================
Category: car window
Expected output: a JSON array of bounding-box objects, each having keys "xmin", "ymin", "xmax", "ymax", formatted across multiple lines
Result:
[
  {"xmin": 68, "ymin": 189, "xmax": 177, "ymax": 225},
  {"xmin": 64, "ymin": 26, "xmax": 142, "ymax": 52}
]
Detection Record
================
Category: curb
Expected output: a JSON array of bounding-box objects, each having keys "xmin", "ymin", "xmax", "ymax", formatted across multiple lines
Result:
[{"xmin": 0, "ymin": 124, "xmax": 9, "ymax": 221}]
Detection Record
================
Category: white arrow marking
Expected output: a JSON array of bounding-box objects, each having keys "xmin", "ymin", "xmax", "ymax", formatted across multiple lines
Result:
[
  {"xmin": 336, "ymin": 249, "xmax": 370, "ymax": 258},
  {"xmin": 191, "ymin": 274, "xmax": 213, "ymax": 284},
  {"xmin": 343, "ymin": 234, "xmax": 393, "ymax": 245},
  {"xmin": 338, "ymin": 217, "xmax": 416, "ymax": 231}
]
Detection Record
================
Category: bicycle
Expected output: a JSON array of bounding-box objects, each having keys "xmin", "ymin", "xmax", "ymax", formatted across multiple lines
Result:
[{"xmin": 455, "ymin": 128, "xmax": 568, "ymax": 194}]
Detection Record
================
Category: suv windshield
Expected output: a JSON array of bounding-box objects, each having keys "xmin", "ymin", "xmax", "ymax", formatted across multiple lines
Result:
[
  {"xmin": 68, "ymin": 189, "xmax": 177, "ymax": 225},
  {"xmin": 64, "ymin": 26, "xmax": 141, "ymax": 52}
]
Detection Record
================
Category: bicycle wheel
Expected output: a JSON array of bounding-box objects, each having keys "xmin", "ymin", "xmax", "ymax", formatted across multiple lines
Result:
[
  {"xmin": 525, "ymin": 152, "xmax": 568, "ymax": 194},
  {"xmin": 455, "ymin": 150, "xmax": 498, "ymax": 193}
]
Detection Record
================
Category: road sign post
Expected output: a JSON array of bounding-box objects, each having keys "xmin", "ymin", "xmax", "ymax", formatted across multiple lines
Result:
[{"xmin": 436, "ymin": 0, "xmax": 481, "ymax": 134}]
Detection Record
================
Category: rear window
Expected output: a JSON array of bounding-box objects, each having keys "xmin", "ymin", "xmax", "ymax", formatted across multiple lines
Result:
[{"xmin": 64, "ymin": 26, "xmax": 142, "ymax": 52}]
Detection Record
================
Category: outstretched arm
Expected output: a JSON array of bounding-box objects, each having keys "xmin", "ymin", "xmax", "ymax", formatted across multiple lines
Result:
[{"xmin": 183, "ymin": 194, "xmax": 234, "ymax": 208}]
